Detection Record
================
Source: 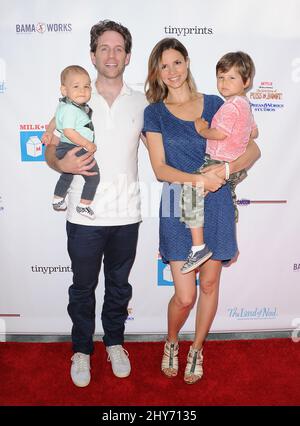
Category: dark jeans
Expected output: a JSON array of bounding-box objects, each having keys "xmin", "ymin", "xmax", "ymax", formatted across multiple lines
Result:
[
  {"xmin": 66, "ymin": 221, "xmax": 140, "ymax": 354},
  {"xmin": 55, "ymin": 142, "xmax": 100, "ymax": 201}
]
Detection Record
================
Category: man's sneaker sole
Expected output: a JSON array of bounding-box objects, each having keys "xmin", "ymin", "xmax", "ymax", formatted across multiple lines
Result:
[
  {"xmin": 71, "ymin": 377, "xmax": 91, "ymax": 387},
  {"xmin": 111, "ymin": 369, "xmax": 131, "ymax": 378},
  {"xmin": 181, "ymin": 251, "xmax": 213, "ymax": 274}
]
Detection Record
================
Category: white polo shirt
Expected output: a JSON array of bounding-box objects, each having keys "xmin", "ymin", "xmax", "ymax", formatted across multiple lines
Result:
[{"xmin": 66, "ymin": 82, "xmax": 148, "ymax": 226}]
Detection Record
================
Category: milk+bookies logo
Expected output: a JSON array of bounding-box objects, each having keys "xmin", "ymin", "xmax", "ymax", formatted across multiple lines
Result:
[
  {"xmin": 157, "ymin": 254, "xmax": 199, "ymax": 286},
  {"xmin": 20, "ymin": 123, "xmax": 48, "ymax": 161}
]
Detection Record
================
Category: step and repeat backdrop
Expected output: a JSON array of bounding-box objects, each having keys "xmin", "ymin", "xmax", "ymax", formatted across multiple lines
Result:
[{"xmin": 1, "ymin": 0, "xmax": 300, "ymax": 337}]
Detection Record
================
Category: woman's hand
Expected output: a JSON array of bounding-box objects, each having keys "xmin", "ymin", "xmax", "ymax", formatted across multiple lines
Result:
[
  {"xmin": 201, "ymin": 163, "xmax": 227, "ymax": 179},
  {"xmin": 197, "ymin": 169, "xmax": 225, "ymax": 192}
]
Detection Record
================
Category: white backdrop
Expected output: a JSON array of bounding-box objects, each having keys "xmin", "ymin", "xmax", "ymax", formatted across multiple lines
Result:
[{"xmin": 1, "ymin": 0, "xmax": 300, "ymax": 336}]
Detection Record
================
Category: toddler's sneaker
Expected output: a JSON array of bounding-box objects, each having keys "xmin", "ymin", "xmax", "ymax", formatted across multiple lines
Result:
[
  {"xmin": 76, "ymin": 205, "xmax": 95, "ymax": 220},
  {"xmin": 52, "ymin": 198, "xmax": 67, "ymax": 211},
  {"xmin": 181, "ymin": 245, "xmax": 213, "ymax": 274}
]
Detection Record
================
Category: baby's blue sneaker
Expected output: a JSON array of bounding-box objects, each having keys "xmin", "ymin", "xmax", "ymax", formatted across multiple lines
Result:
[{"xmin": 181, "ymin": 245, "xmax": 213, "ymax": 274}]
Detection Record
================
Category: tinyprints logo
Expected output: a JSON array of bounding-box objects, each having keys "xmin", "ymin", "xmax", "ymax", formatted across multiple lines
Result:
[
  {"xmin": 250, "ymin": 81, "xmax": 284, "ymax": 112},
  {"xmin": 228, "ymin": 307, "xmax": 278, "ymax": 320},
  {"xmin": 20, "ymin": 123, "xmax": 48, "ymax": 161},
  {"xmin": 164, "ymin": 25, "xmax": 213, "ymax": 37},
  {"xmin": 31, "ymin": 265, "xmax": 72, "ymax": 274},
  {"xmin": 16, "ymin": 22, "xmax": 72, "ymax": 34}
]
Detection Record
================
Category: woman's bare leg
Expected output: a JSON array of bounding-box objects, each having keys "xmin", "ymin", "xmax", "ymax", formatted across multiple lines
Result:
[
  {"xmin": 184, "ymin": 259, "xmax": 222, "ymax": 384},
  {"xmin": 193, "ymin": 259, "xmax": 222, "ymax": 348},
  {"xmin": 167, "ymin": 261, "xmax": 197, "ymax": 342}
]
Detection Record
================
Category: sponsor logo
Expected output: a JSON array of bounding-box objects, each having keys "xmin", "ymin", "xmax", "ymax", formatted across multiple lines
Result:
[
  {"xmin": 126, "ymin": 307, "xmax": 134, "ymax": 321},
  {"xmin": 0, "ymin": 81, "xmax": 5, "ymax": 93},
  {"xmin": 250, "ymin": 81, "xmax": 284, "ymax": 112},
  {"xmin": 227, "ymin": 306, "xmax": 278, "ymax": 320},
  {"xmin": 158, "ymin": 256, "xmax": 174, "ymax": 286},
  {"xmin": 0, "ymin": 58, "xmax": 6, "ymax": 93},
  {"xmin": 293, "ymin": 264, "xmax": 300, "ymax": 272},
  {"xmin": 157, "ymin": 254, "xmax": 199, "ymax": 286},
  {"xmin": 237, "ymin": 199, "xmax": 287, "ymax": 206},
  {"xmin": 20, "ymin": 123, "xmax": 48, "ymax": 161},
  {"xmin": 16, "ymin": 22, "xmax": 72, "ymax": 34},
  {"xmin": 30, "ymin": 265, "xmax": 72, "ymax": 274},
  {"xmin": 164, "ymin": 25, "xmax": 213, "ymax": 37}
]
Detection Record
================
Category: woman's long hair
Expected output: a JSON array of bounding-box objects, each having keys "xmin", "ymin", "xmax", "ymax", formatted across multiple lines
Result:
[{"xmin": 145, "ymin": 38, "xmax": 197, "ymax": 103}]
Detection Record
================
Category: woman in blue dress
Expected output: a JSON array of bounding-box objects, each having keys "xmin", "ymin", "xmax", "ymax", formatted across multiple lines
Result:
[{"xmin": 143, "ymin": 38, "xmax": 260, "ymax": 384}]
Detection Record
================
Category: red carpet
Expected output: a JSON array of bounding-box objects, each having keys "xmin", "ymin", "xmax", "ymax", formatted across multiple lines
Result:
[{"xmin": 0, "ymin": 339, "xmax": 299, "ymax": 406}]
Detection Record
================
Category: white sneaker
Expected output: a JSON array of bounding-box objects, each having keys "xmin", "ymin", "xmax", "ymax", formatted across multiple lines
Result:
[
  {"xmin": 52, "ymin": 198, "xmax": 67, "ymax": 211},
  {"xmin": 70, "ymin": 352, "xmax": 91, "ymax": 387},
  {"xmin": 106, "ymin": 345, "xmax": 131, "ymax": 378}
]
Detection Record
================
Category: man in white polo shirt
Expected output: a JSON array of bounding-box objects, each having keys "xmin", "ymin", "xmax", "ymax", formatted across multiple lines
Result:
[{"xmin": 45, "ymin": 20, "xmax": 147, "ymax": 387}]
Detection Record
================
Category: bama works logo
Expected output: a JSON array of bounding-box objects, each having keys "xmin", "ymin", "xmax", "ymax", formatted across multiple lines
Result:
[
  {"xmin": 20, "ymin": 123, "xmax": 47, "ymax": 161},
  {"xmin": 16, "ymin": 22, "xmax": 72, "ymax": 34}
]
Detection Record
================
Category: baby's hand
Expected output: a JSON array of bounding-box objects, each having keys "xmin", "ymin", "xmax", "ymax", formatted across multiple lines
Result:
[
  {"xmin": 84, "ymin": 142, "xmax": 97, "ymax": 153},
  {"xmin": 195, "ymin": 117, "xmax": 209, "ymax": 134},
  {"xmin": 41, "ymin": 131, "xmax": 53, "ymax": 146}
]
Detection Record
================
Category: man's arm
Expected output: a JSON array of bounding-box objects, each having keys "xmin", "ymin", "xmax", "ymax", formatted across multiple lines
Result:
[{"xmin": 45, "ymin": 138, "xmax": 97, "ymax": 176}]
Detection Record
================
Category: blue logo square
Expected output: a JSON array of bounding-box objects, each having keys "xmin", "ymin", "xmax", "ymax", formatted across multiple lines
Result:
[
  {"xmin": 157, "ymin": 256, "xmax": 199, "ymax": 286},
  {"xmin": 20, "ymin": 131, "xmax": 45, "ymax": 161}
]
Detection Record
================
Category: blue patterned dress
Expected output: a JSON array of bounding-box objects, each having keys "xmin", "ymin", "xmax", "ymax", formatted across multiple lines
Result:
[{"xmin": 143, "ymin": 95, "xmax": 237, "ymax": 263}]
